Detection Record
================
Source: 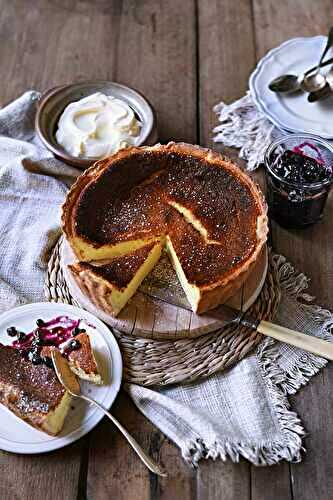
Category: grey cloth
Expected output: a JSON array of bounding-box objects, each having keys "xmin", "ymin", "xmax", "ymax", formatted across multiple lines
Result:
[{"xmin": 1, "ymin": 91, "xmax": 332, "ymax": 466}]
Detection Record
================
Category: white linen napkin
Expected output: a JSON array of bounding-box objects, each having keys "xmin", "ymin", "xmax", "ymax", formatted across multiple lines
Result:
[
  {"xmin": 0, "ymin": 91, "xmax": 332, "ymax": 466},
  {"xmin": 213, "ymin": 91, "xmax": 283, "ymax": 170}
]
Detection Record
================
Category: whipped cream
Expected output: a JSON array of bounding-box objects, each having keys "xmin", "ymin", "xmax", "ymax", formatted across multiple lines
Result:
[{"xmin": 56, "ymin": 92, "xmax": 141, "ymax": 158}]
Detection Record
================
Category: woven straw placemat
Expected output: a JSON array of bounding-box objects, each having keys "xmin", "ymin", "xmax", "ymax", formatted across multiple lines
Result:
[{"xmin": 45, "ymin": 239, "xmax": 281, "ymax": 386}]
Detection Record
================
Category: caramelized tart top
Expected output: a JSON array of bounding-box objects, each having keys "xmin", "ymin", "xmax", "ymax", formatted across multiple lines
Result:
[
  {"xmin": 0, "ymin": 344, "xmax": 65, "ymax": 415},
  {"xmin": 63, "ymin": 143, "xmax": 268, "ymax": 289}
]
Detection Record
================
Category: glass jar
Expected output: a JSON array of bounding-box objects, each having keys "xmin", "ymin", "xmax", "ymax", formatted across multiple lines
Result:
[{"xmin": 264, "ymin": 134, "xmax": 333, "ymax": 228}]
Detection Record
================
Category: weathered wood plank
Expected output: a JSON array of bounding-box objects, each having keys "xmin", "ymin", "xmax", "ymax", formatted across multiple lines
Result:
[
  {"xmin": 0, "ymin": 0, "xmax": 118, "ymax": 103},
  {"xmin": 110, "ymin": 0, "xmax": 197, "ymax": 144},
  {"xmin": 87, "ymin": 392, "xmax": 151, "ymax": 500},
  {"xmin": 253, "ymin": 1, "xmax": 333, "ymax": 499},
  {"xmin": 154, "ymin": 434, "xmax": 197, "ymax": 500},
  {"xmin": 197, "ymin": 460, "xmax": 250, "ymax": 500},
  {"xmin": 0, "ymin": 0, "xmax": 197, "ymax": 147},
  {"xmin": 197, "ymin": 0, "xmax": 255, "ymax": 498},
  {"xmin": 0, "ymin": 442, "xmax": 84, "ymax": 500},
  {"xmin": 289, "ymin": 367, "xmax": 333, "ymax": 500},
  {"xmin": 251, "ymin": 464, "xmax": 292, "ymax": 500},
  {"xmin": 85, "ymin": 1, "xmax": 198, "ymax": 499},
  {"xmin": 253, "ymin": 0, "xmax": 333, "ymax": 60},
  {"xmin": 198, "ymin": 0, "xmax": 256, "ymax": 148}
]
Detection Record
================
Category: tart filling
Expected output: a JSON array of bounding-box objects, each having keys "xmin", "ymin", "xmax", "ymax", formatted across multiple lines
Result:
[
  {"xmin": 0, "ymin": 344, "xmax": 71, "ymax": 436},
  {"xmin": 63, "ymin": 143, "xmax": 268, "ymax": 315},
  {"xmin": 69, "ymin": 242, "xmax": 163, "ymax": 316}
]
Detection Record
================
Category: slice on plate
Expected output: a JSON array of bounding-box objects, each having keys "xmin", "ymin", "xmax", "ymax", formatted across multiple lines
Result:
[
  {"xmin": 0, "ymin": 344, "xmax": 71, "ymax": 436},
  {"xmin": 69, "ymin": 241, "xmax": 162, "ymax": 316},
  {"xmin": 41, "ymin": 332, "xmax": 102, "ymax": 385}
]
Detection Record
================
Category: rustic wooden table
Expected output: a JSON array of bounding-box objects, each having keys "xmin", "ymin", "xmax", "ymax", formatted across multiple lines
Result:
[{"xmin": 1, "ymin": 1, "xmax": 333, "ymax": 499}]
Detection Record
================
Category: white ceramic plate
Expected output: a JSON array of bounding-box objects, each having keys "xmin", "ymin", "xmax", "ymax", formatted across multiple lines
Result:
[
  {"xmin": 249, "ymin": 36, "xmax": 333, "ymax": 138},
  {"xmin": 0, "ymin": 302, "xmax": 122, "ymax": 454}
]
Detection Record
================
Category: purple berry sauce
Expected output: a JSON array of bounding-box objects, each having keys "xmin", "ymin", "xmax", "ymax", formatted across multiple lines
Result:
[
  {"xmin": 266, "ymin": 143, "xmax": 332, "ymax": 228},
  {"xmin": 6, "ymin": 316, "xmax": 86, "ymax": 367}
]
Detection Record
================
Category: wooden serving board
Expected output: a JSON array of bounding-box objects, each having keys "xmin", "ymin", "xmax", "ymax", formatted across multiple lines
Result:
[{"xmin": 61, "ymin": 239, "xmax": 268, "ymax": 340}]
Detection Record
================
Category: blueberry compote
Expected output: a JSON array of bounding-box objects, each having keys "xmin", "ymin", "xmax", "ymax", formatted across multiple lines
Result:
[
  {"xmin": 6, "ymin": 316, "xmax": 85, "ymax": 368},
  {"xmin": 265, "ymin": 142, "xmax": 332, "ymax": 228}
]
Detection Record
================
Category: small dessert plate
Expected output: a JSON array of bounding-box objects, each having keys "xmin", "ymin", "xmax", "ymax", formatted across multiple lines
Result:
[
  {"xmin": 249, "ymin": 36, "xmax": 333, "ymax": 138},
  {"xmin": 0, "ymin": 302, "xmax": 122, "ymax": 454}
]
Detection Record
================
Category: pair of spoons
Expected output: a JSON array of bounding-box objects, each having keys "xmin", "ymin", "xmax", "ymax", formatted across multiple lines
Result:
[{"xmin": 269, "ymin": 27, "xmax": 333, "ymax": 100}]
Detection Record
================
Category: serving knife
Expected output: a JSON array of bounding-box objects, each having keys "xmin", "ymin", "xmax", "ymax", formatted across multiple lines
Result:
[{"xmin": 139, "ymin": 279, "xmax": 333, "ymax": 361}]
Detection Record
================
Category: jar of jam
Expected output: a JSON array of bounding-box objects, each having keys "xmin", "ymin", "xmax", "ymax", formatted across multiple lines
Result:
[{"xmin": 264, "ymin": 135, "xmax": 333, "ymax": 228}]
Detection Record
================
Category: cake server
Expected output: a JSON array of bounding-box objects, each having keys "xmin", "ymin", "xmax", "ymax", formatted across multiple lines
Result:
[
  {"xmin": 51, "ymin": 349, "xmax": 167, "ymax": 477},
  {"xmin": 139, "ymin": 281, "xmax": 333, "ymax": 361}
]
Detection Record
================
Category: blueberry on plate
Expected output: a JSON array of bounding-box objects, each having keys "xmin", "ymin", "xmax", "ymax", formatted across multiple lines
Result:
[
  {"xmin": 28, "ymin": 349, "xmax": 42, "ymax": 365},
  {"xmin": 72, "ymin": 327, "xmax": 85, "ymax": 336},
  {"xmin": 6, "ymin": 326, "xmax": 17, "ymax": 337},
  {"xmin": 68, "ymin": 339, "xmax": 81, "ymax": 351},
  {"xmin": 42, "ymin": 356, "xmax": 54, "ymax": 369},
  {"xmin": 17, "ymin": 331, "xmax": 27, "ymax": 342}
]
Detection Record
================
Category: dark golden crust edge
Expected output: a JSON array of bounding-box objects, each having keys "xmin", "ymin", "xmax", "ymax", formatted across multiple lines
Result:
[
  {"xmin": 62, "ymin": 142, "xmax": 267, "ymax": 245},
  {"xmin": 68, "ymin": 262, "xmax": 119, "ymax": 315},
  {"xmin": 62, "ymin": 142, "xmax": 268, "ymax": 314}
]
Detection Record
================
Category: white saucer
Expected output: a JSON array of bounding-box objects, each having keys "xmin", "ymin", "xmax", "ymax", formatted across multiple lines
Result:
[
  {"xmin": 249, "ymin": 36, "xmax": 333, "ymax": 138},
  {"xmin": 0, "ymin": 302, "xmax": 122, "ymax": 454}
]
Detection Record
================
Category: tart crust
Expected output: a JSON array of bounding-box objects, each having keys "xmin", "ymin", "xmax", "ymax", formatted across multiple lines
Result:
[
  {"xmin": 69, "ymin": 242, "xmax": 162, "ymax": 316},
  {"xmin": 62, "ymin": 142, "xmax": 268, "ymax": 314}
]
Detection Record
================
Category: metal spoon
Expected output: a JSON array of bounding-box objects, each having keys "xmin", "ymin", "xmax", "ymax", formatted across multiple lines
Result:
[
  {"xmin": 301, "ymin": 71, "xmax": 327, "ymax": 93},
  {"xmin": 309, "ymin": 66, "xmax": 333, "ymax": 101},
  {"xmin": 51, "ymin": 349, "xmax": 167, "ymax": 477},
  {"xmin": 301, "ymin": 27, "xmax": 333, "ymax": 92},
  {"xmin": 269, "ymin": 56, "xmax": 333, "ymax": 94},
  {"xmin": 326, "ymin": 66, "xmax": 333, "ymax": 90}
]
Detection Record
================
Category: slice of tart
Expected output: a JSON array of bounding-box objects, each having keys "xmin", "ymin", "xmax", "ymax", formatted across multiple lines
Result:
[
  {"xmin": 166, "ymin": 211, "xmax": 260, "ymax": 313},
  {"xmin": 69, "ymin": 241, "xmax": 163, "ymax": 316},
  {"xmin": 41, "ymin": 332, "xmax": 102, "ymax": 385},
  {"xmin": 0, "ymin": 343, "xmax": 71, "ymax": 435}
]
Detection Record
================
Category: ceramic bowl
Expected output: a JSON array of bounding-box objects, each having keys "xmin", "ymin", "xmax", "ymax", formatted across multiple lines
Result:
[{"xmin": 35, "ymin": 81, "xmax": 158, "ymax": 169}]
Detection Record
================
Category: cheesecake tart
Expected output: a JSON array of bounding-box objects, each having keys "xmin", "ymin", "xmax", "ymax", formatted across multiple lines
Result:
[
  {"xmin": 0, "ymin": 344, "xmax": 71, "ymax": 435},
  {"xmin": 62, "ymin": 142, "xmax": 268, "ymax": 315}
]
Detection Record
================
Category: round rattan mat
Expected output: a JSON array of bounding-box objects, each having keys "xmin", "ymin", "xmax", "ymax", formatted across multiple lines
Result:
[{"xmin": 45, "ymin": 239, "xmax": 281, "ymax": 386}]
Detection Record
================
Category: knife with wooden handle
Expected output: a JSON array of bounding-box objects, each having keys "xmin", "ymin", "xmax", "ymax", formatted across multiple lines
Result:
[
  {"xmin": 139, "ymin": 278, "xmax": 333, "ymax": 361},
  {"xmin": 214, "ymin": 307, "xmax": 333, "ymax": 361}
]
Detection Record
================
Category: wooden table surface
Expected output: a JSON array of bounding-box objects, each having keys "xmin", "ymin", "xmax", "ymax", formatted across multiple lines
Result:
[{"xmin": 1, "ymin": 1, "xmax": 333, "ymax": 499}]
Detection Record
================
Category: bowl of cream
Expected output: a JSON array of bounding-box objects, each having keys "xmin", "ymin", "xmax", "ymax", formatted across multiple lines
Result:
[{"xmin": 36, "ymin": 81, "xmax": 157, "ymax": 168}]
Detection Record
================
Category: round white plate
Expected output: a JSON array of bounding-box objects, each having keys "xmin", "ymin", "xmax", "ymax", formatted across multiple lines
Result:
[
  {"xmin": 249, "ymin": 36, "xmax": 333, "ymax": 138},
  {"xmin": 0, "ymin": 302, "xmax": 122, "ymax": 454}
]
